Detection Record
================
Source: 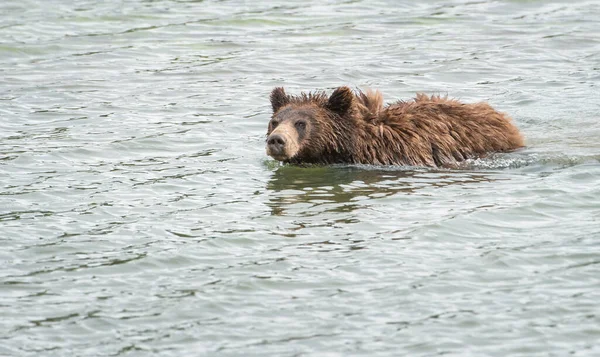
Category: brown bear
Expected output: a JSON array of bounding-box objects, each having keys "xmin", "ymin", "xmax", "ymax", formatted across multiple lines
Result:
[{"xmin": 265, "ymin": 86, "xmax": 524, "ymax": 167}]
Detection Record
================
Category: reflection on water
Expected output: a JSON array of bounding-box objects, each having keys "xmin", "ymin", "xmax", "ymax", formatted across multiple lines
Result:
[{"xmin": 266, "ymin": 164, "xmax": 497, "ymax": 216}]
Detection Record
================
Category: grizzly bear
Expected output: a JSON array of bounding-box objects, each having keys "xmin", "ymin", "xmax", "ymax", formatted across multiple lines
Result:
[{"xmin": 265, "ymin": 86, "xmax": 524, "ymax": 167}]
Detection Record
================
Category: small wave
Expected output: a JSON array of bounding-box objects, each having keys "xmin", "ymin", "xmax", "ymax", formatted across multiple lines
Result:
[
  {"xmin": 265, "ymin": 151, "xmax": 600, "ymax": 173},
  {"xmin": 463, "ymin": 151, "xmax": 600, "ymax": 171}
]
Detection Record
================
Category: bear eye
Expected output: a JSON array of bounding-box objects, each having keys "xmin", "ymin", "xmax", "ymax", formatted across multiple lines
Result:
[
  {"xmin": 295, "ymin": 121, "xmax": 306, "ymax": 130},
  {"xmin": 270, "ymin": 120, "xmax": 279, "ymax": 129}
]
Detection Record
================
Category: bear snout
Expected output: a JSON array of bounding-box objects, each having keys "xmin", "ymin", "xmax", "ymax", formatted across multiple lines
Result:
[
  {"xmin": 266, "ymin": 127, "xmax": 300, "ymax": 161},
  {"xmin": 267, "ymin": 134, "xmax": 286, "ymax": 154}
]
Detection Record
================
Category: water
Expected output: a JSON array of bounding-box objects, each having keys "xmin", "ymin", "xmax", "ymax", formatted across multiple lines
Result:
[{"xmin": 1, "ymin": 0, "xmax": 599, "ymax": 356}]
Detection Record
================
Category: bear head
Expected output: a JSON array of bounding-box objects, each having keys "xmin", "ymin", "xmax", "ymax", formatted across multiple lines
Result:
[{"xmin": 265, "ymin": 86, "xmax": 356, "ymax": 164}]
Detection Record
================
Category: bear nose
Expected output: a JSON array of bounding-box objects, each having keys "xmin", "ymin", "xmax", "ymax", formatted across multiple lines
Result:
[{"xmin": 267, "ymin": 134, "xmax": 286, "ymax": 152}]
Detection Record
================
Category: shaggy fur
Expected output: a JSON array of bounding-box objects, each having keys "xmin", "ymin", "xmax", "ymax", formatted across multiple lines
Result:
[{"xmin": 265, "ymin": 86, "xmax": 524, "ymax": 167}]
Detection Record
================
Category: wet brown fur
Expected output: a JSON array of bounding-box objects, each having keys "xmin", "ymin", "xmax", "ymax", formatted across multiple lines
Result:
[{"xmin": 266, "ymin": 86, "xmax": 524, "ymax": 167}]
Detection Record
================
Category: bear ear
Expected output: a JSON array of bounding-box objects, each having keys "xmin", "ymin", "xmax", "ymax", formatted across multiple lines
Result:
[
  {"xmin": 270, "ymin": 87, "xmax": 289, "ymax": 112},
  {"xmin": 327, "ymin": 86, "xmax": 354, "ymax": 115}
]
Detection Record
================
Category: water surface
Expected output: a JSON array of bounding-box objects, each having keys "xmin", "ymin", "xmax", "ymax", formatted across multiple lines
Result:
[{"xmin": 1, "ymin": 0, "xmax": 599, "ymax": 356}]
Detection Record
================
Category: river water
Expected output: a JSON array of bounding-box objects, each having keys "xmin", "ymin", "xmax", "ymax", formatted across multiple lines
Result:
[{"xmin": 1, "ymin": 1, "xmax": 599, "ymax": 356}]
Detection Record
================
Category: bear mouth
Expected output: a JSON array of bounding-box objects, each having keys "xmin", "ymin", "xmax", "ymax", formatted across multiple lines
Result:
[
  {"xmin": 268, "ymin": 153, "xmax": 291, "ymax": 161},
  {"xmin": 266, "ymin": 146, "xmax": 295, "ymax": 161}
]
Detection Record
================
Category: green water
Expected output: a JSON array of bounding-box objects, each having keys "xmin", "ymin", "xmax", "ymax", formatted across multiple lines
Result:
[{"xmin": 1, "ymin": 1, "xmax": 599, "ymax": 356}]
